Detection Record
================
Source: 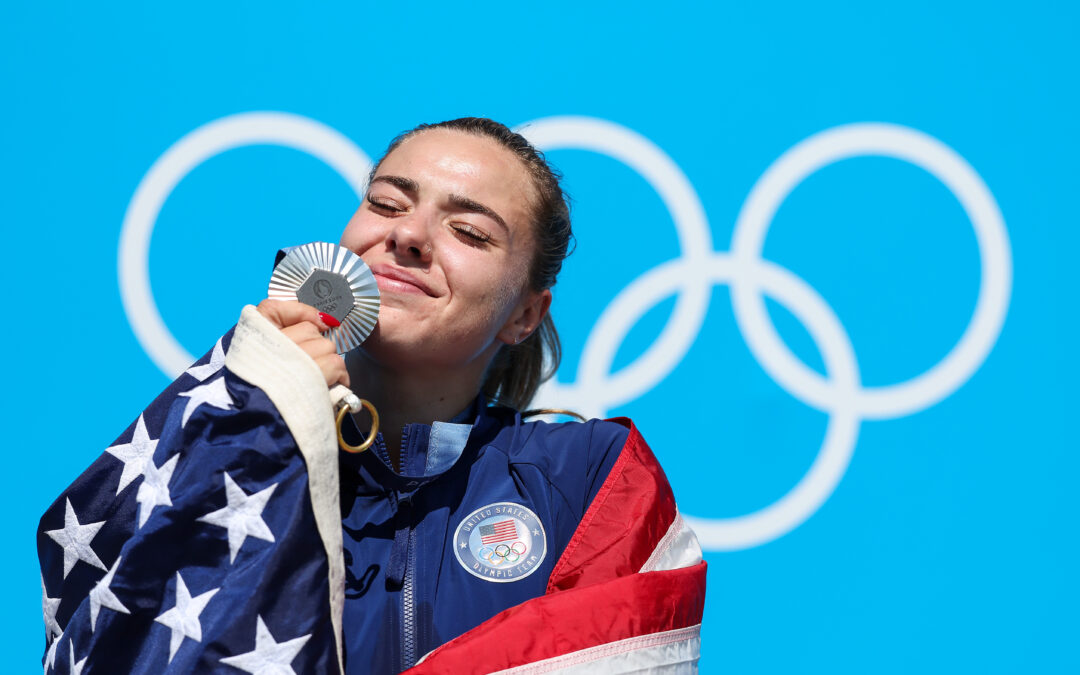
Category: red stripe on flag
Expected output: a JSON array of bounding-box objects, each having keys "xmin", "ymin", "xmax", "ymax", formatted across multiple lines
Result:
[
  {"xmin": 546, "ymin": 419, "xmax": 678, "ymax": 593},
  {"xmin": 406, "ymin": 562, "xmax": 706, "ymax": 673}
]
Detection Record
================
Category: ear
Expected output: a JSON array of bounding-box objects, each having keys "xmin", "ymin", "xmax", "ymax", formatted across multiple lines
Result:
[{"xmin": 497, "ymin": 288, "xmax": 552, "ymax": 345}]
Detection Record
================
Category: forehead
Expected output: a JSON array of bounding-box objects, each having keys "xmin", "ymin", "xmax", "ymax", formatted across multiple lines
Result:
[{"xmin": 376, "ymin": 129, "xmax": 536, "ymax": 226}]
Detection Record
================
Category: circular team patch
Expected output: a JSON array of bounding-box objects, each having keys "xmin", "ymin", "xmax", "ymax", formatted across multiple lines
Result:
[{"xmin": 453, "ymin": 502, "xmax": 547, "ymax": 583}]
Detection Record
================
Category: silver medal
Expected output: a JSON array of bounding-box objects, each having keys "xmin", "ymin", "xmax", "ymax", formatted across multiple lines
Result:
[{"xmin": 268, "ymin": 242, "xmax": 380, "ymax": 354}]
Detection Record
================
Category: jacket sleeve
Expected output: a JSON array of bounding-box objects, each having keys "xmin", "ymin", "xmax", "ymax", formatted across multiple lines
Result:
[
  {"xmin": 37, "ymin": 306, "xmax": 347, "ymax": 674},
  {"xmin": 407, "ymin": 423, "xmax": 707, "ymax": 674}
]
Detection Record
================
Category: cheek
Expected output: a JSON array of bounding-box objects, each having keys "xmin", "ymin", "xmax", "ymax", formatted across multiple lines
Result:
[
  {"xmin": 452, "ymin": 255, "xmax": 533, "ymax": 335},
  {"xmin": 339, "ymin": 212, "xmax": 381, "ymax": 255},
  {"xmin": 443, "ymin": 248, "xmax": 522, "ymax": 312}
]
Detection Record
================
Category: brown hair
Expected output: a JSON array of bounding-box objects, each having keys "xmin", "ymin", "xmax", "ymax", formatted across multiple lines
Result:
[{"xmin": 370, "ymin": 117, "xmax": 573, "ymax": 410}]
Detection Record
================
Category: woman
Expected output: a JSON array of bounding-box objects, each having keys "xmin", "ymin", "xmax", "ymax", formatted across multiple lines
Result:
[{"xmin": 38, "ymin": 118, "xmax": 705, "ymax": 674}]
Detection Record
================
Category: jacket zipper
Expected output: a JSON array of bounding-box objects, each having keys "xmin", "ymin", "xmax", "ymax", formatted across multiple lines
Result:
[
  {"xmin": 401, "ymin": 527, "xmax": 418, "ymax": 670},
  {"xmin": 400, "ymin": 425, "xmax": 419, "ymax": 670}
]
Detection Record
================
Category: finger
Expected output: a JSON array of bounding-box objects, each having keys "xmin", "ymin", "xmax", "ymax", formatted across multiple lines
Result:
[
  {"xmin": 295, "ymin": 335, "xmax": 339, "ymax": 361},
  {"xmin": 257, "ymin": 299, "xmax": 333, "ymax": 331},
  {"xmin": 313, "ymin": 353, "xmax": 350, "ymax": 388},
  {"xmin": 281, "ymin": 322, "xmax": 323, "ymax": 344}
]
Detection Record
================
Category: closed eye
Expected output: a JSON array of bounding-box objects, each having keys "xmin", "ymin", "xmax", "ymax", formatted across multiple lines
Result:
[
  {"xmin": 366, "ymin": 195, "xmax": 405, "ymax": 213},
  {"xmin": 452, "ymin": 223, "xmax": 492, "ymax": 244}
]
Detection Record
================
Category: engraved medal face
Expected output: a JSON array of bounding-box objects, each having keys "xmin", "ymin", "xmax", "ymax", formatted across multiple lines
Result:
[
  {"xmin": 296, "ymin": 268, "xmax": 354, "ymax": 322},
  {"xmin": 268, "ymin": 242, "xmax": 380, "ymax": 354}
]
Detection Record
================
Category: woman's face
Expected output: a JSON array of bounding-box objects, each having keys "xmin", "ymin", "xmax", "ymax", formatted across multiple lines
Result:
[{"xmin": 340, "ymin": 128, "xmax": 550, "ymax": 372}]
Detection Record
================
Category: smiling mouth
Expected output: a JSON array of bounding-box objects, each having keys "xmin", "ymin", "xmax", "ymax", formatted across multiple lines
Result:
[{"xmin": 370, "ymin": 264, "xmax": 437, "ymax": 297}]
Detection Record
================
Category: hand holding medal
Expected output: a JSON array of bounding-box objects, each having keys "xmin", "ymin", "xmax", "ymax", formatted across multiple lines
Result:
[
  {"xmin": 267, "ymin": 241, "xmax": 382, "ymax": 452},
  {"xmin": 267, "ymin": 241, "xmax": 381, "ymax": 354}
]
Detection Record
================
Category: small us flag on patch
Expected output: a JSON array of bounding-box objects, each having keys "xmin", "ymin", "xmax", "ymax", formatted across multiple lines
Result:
[{"xmin": 479, "ymin": 519, "xmax": 517, "ymax": 544}]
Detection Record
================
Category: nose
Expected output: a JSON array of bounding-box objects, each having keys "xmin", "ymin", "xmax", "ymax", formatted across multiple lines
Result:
[{"xmin": 385, "ymin": 215, "xmax": 433, "ymax": 263}]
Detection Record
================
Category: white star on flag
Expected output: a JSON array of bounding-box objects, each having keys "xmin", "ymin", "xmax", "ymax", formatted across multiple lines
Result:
[
  {"xmin": 89, "ymin": 556, "xmax": 130, "ymax": 631},
  {"xmin": 219, "ymin": 615, "xmax": 311, "ymax": 674},
  {"xmin": 178, "ymin": 376, "xmax": 234, "ymax": 427},
  {"xmin": 105, "ymin": 414, "xmax": 159, "ymax": 495},
  {"xmin": 44, "ymin": 498, "xmax": 108, "ymax": 578},
  {"xmin": 197, "ymin": 473, "xmax": 277, "ymax": 563},
  {"xmin": 185, "ymin": 338, "xmax": 226, "ymax": 381},
  {"xmin": 154, "ymin": 572, "xmax": 219, "ymax": 663},
  {"xmin": 136, "ymin": 454, "xmax": 180, "ymax": 528},
  {"xmin": 69, "ymin": 642, "xmax": 88, "ymax": 675},
  {"xmin": 44, "ymin": 630, "xmax": 61, "ymax": 673},
  {"xmin": 41, "ymin": 575, "xmax": 61, "ymax": 640}
]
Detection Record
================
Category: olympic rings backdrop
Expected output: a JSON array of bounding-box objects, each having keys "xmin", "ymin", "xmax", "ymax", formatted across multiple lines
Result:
[{"xmin": 5, "ymin": 2, "xmax": 1077, "ymax": 672}]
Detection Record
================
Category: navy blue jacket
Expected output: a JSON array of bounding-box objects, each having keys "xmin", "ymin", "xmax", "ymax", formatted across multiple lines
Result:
[{"xmin": 338, "ymin": 402, "xmax": 627, "ymax": 673}]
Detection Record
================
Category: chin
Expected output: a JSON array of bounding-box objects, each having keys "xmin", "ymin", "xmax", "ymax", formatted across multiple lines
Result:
[
  {"xmin": 363, "ymin": 330, "xmax": 493, "ymax": 377},
  {"xmin": 356, "ymin": 328, "xmax": 432, "ymax": 370}
]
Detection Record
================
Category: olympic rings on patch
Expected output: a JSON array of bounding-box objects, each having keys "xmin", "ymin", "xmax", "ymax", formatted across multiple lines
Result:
[{"xmin": 475, "ymin": 540, "xmax": 529, "ymax": 565}]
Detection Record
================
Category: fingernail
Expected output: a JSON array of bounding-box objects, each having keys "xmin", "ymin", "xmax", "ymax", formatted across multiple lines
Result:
[{"xmin": 318, "ymin": 312, "xmax": 341, "ymax": 328}]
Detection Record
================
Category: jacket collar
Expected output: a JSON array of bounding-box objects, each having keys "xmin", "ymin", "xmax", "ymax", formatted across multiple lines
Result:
[{"xmin": 339, "ymin": 395, "xmax": 510, "ymax": 493}]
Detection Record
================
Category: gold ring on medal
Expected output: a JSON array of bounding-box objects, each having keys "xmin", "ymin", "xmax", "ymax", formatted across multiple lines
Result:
[{"xmin": 337, "ymin": 399, "xmax": 379, "ymax": 453}]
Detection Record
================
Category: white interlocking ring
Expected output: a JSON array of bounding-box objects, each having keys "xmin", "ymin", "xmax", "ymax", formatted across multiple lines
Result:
[
  {"xmin": 118, "ymin": 112, "xmax": 372, "ymax": 377},
  {"xmin": 730, "ymin": 123, "xmax": 1012, "ymax": 420}
]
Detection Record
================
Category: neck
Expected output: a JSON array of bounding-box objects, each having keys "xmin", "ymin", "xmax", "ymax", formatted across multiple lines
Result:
[{"xmin": 344, "ymin": 349, "xmax": 486, "ymax": 470}]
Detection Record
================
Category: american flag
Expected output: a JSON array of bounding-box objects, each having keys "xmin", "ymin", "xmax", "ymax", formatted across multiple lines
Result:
[
  {"xmin": 39, "ymin": 309, "xmax": 706, "ymax": 673},
  {"xmin": 37, "ymin": 331, "xmax": 343, "ymax": 673},
  {"xmin": 478, "ymin": 519, "xmax": 517, "ymax": 545}
]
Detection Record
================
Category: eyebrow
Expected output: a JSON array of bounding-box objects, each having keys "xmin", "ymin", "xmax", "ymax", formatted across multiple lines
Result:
[
  {"xmin": 371, "ymin": 174, "xmax": 510, "ymax": 233},
  {"xmin": 447, "ymin": 193, "xmax": 509, "ymax": 233},
  {"xmin": 370, "ymin": 175, "xmax": 420, "ymax": 193}
]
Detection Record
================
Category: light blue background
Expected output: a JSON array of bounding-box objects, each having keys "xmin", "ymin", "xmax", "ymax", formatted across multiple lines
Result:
[{"xmin": 4, "ymin": 2, "xmax": 1077, "ymax": 671}]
